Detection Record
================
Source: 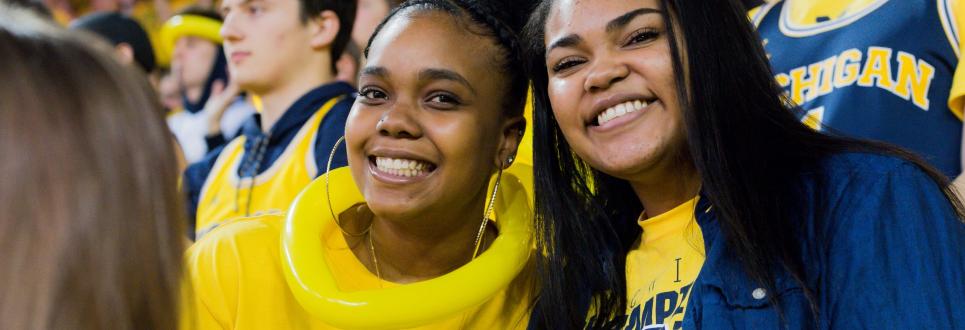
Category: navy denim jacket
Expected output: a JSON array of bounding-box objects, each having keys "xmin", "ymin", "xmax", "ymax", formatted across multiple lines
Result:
[{"xmin": 681, "ymin": 153, "xmax": 965, "ymax": 329}]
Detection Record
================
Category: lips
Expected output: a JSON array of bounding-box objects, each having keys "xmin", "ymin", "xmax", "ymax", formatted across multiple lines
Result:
[
  {"xmin": 229, "ymin": 51, "xmax": 251, "ymax": 64},
  {"xmin": 366, "ymin": 148, "xmax": 438, "ymax": 184},
  {"xmin": 372, "ymin": 156, "xmax": 435, "ymax": 177}
]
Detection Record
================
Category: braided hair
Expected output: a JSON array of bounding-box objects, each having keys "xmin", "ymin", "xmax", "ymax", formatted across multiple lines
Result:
[{"xmin": 362, "ymin": 0, "xmax": 535, "ymax": 118}]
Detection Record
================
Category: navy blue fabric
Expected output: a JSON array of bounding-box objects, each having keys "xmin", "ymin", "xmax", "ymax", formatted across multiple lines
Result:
[
  {"xmin": 183, "ymin": 82, "xmax": 355, "ymax": 227},
  {"xmin": 680, "ymin": 152, "xmax": 965, "ymax": 329},
  {"xmin": 758, "ymin": 0, "xmax": 962, "ymax": 177}
]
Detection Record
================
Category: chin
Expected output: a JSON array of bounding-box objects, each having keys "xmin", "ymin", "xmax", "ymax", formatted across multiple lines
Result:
[
  {"xmin": 365, "ymin": 199, "xmax": 425, "ymax": 221},
  {"xmin": 589, "ymin": 153, "xmax": 658, "ymax": 180}
]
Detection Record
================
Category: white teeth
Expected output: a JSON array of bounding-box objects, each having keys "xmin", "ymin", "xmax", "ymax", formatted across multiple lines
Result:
[
  {"xmin": 616, "ymin": 104, "xmax": 627, "ymax": 116},
  {"xmin": 597, "ymin": 99, "xmax": 650, "ymax": 126},
  {"xmin": 375, "ymin": 157, "xmax": 432, "ymax": 177}
]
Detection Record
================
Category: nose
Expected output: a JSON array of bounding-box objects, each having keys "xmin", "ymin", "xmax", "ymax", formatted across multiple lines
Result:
[
  {"xmin": 584, "ymin": 57, "xmax": 629, "ymax": 93},
  {"xmin": 376, "ymin": 103, "xmax": 422, "ymax": 139},
  {"xmin": 220, "ymin": 12, "xmax": 242, "ymax": 43},
  {"xmin": 172, "ymin": 38, "xmax": 188, "ymax": 62}
]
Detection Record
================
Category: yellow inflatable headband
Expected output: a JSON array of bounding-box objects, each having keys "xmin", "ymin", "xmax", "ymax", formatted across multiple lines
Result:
[
  {"xmin": 157, "ymin": 15, "xmax": 223, "ymax": 66},
  {"xmin": 282, "ymin": 167, "xmax": 533, "ymax": 329}
]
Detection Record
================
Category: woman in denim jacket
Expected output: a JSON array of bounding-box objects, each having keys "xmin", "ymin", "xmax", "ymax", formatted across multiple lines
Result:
[{"xmin": 522, "ymin": 0, "xmax": 965, "ymax": 328}]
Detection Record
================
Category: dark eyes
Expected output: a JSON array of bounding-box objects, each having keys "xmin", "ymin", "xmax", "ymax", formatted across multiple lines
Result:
[
  {"xmin": 552, "ymin": 57, "xmax": 585, "ymax": 73},
  {"xmin": 358, "ymin": 87, "xmax": 388, "ymax": 102},
  {"xmin": 427, "ymin": 94, "xmax": 458, "ymax": 104},
  {"xmin": 550, "ymin": 28, "xmax": 660, "ymax": 74},
  {"xmin": 625, "ymin": 28, "xmax": 659, "ymax": 47},
  {"xmin": 425, "ymin": 92, "xmax": 462, "ymax": 110},
  {"xmin": 357, "ymin": 88, "xmax": 461, "ymax": 110}
]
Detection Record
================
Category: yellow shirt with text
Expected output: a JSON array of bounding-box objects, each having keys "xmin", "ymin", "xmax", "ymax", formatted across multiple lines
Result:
[{"xmin": 623, "ymin": 197, "xmax": 704, "ymax": 330}]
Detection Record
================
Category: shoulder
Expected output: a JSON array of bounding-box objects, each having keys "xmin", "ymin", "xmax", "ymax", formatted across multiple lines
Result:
[
  {"xmin": 805, "ymin": 151, "xmax": 960, "ymax": 241},
  {"xmin": 813, "ymin": 151, "xmax": 928, "ymax": 181},
  {"xmin": 809, "ymin": 150, "xmax": 949, "ymax": 204},
  {"xmin": 187, "ymin": 214, "xmax": 286, "ymax": 275},
  {"xmin": 184, "ymin": 214, "xmax": 294, "ymax": 327}
]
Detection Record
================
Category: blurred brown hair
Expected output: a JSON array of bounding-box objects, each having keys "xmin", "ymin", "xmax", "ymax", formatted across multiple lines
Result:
[{"xmin": 0, "ymin": 5, "xmax": 184, "ymax": 330}]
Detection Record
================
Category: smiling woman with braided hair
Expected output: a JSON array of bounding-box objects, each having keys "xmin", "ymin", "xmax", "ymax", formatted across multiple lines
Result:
[{"xmin": 181, "ymin": 0, "xmax": 539, "ymax": 329}]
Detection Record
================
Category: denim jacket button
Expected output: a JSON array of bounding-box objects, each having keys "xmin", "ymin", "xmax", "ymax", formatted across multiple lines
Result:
[{"xmin": 752, "ymin": 288, "xmax": 767, "ymax": 300}]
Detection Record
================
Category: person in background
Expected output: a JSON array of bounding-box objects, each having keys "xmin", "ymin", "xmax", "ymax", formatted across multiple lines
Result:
[
  {"xmin": 162, "ymin": 6, "xmax": 255, "ymax": 163},
  {"xmin": 350, "ymin": 0, "xmax": 400, "ymax": 53},
  {"xmin": 751, "ymin": 0, "xmax": 965, "ymax": 190},
  {"xmin": 70, "ymin": 11, "xmax": 156, "ymax": 74},
  {"xmin": 334, "ymin": 40, "xmax": 360, "ymax": 87},
  {"xmin": 182, "ymin": 0, "xmax": 356, "ymax": 238},
  {"xmin": 0, "ymin": 5, "xmax": 184, "ymax": 329}
]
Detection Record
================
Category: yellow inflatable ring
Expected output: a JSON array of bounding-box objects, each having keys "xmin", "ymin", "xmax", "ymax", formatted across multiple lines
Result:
[
  {"xmin": 281, "ymin": 167, "xmax": 533, "ymax": 329},
  {"xmin": 158, "ymin": 15, "xmax": 223, "ymax": 66}
]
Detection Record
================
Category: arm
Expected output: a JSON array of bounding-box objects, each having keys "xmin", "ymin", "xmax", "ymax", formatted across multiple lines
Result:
[{"xmin": 822, "ymin": 163, "xmax": 965, "ymax": 328}]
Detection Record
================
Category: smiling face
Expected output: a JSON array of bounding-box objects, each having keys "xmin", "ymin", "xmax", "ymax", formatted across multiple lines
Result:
[
  {"xmin": 345, "ymin": 11, "xmax": 520, "ymax": 222},
  {"xmin": 543, "ymin": 0, "xmax": 688, "ymax": 182}
]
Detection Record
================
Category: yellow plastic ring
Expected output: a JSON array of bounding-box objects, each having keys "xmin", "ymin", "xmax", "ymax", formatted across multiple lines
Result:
[{"xmin": 281, "ymin": 167, "xmax": 533, "ymax": 329}]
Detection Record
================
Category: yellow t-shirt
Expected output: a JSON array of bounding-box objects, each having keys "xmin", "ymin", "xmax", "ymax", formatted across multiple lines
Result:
[
  {"xmin": 623, "ymin": 197, "xmax": 704, "ymax": 330},
  {"xmin": 182, "ymin": 213, "xmax": 536, "ymax": 329}
]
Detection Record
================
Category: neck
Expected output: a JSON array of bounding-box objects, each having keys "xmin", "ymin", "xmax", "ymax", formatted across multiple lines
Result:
[
  {"xmin": 629, "ymin": 159, "xmax": 701, "ymax": 219},
  {"xmin": 361, "ymin": 187, "xmax": 491, "ymax": 283},
  {"xmin": 255, "ymin": 61, "xmax": 334, "ymax": 132}
]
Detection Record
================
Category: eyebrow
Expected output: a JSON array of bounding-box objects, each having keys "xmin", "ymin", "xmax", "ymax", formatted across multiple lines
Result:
[
  {"xmin": 547, "ymin": 34, "xmax": 583, "ymax": 52},
  {"xmin": 359, "ymin": 66, "xmax": 389, "ymax": 79},
  {"xmin": 418, "ymin": 68, "xmax": 476, "ymax": 96},
  {"xmin": 606, "ymin": 8, "xmax": 663, "ymax": 33},
  {"xmin": 222, "ymin": 0, "xmax": 259, "ymax": 13},
  {"xmin": 547, "ymin": 8, "xmax": 662, "ymax": 52},
  {"xmin": 358, "ymin": 67, "xmax": 477, "ymax": 95}
]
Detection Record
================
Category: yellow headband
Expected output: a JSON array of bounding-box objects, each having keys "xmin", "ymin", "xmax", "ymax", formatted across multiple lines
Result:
[{"xmin": 157, "ymin": 15, "xmax": 223, "ymax": 66}]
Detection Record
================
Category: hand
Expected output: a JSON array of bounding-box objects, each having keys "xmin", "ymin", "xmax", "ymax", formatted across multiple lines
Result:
[{"xmin": 204, "ymin": 79, "xmax": 242, "ymax": 136}]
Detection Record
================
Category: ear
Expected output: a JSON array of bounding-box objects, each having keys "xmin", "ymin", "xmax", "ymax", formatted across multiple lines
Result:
[
  {"xmin": 494, "ymin": 115, "xmax": 526, "ymax": 170},
  {"xmin": 308, "ymin": 10, "xmax": 340, "ymax": 51}
]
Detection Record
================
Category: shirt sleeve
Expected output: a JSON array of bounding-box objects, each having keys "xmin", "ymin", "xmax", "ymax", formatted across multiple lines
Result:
[{"xmin": 822, "ymin": 162, "xmax": 965, "ymax": 328}]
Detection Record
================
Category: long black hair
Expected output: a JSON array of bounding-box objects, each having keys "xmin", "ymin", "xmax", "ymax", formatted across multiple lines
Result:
[{"xmin": 523, "ymin": 0, "xmax": 965, "ymax": 328}]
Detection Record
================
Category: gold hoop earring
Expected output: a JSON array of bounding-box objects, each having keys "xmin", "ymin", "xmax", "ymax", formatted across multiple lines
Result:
[
  {"xmin": 471, "ymin": 166, "xmax": 501, "ymax": 258},
  {"xmin": 326, "ymin": 136, "xmax": 368, "ymax": 237}
]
